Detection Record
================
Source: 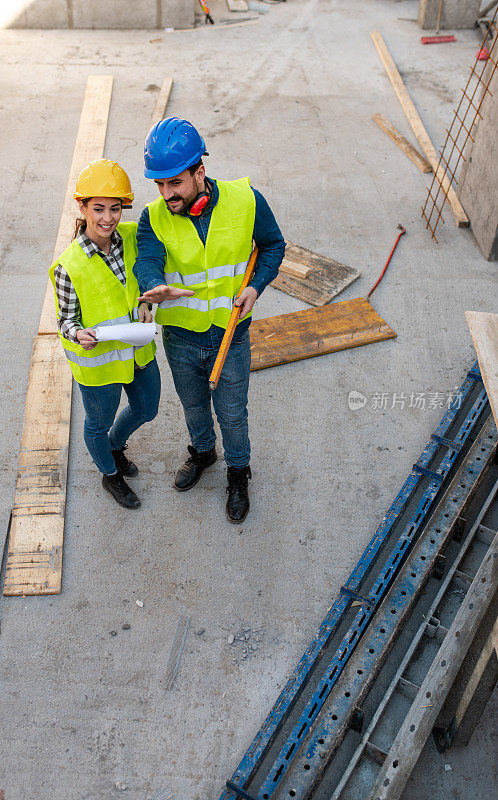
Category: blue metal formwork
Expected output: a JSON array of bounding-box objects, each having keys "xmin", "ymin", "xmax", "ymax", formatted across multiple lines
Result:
[
  {"xmin": 272, "ymin": 414, "xmax": 497, "ymax": 800},
  {"xmin": 219, "ymin": 364, "xmax": 488, "ymax": 800}
]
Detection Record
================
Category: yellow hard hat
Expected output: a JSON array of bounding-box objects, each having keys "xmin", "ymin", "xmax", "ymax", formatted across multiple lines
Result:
[{"xmin": 74, "ymin": 159, "xmax": 134, "ymax": 207}]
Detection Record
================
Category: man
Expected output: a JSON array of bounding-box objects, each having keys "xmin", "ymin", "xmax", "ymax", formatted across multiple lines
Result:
[{"xmin": 134, "ymin": 117, "xmax": 285, "ymax": 523}]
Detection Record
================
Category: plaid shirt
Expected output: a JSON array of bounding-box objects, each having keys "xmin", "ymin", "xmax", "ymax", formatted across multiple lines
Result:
[{"xmin": 54, "ymin": 228, "xmax": 126, "ymax": 342}]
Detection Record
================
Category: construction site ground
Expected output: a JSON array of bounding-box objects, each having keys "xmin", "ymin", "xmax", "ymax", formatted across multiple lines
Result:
[{"xmin": 0, "ymin": 1, "xmax": 496, "ymax": 798}]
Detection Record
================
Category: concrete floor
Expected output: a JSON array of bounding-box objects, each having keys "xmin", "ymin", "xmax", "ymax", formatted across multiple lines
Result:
[{"xmin": 0, "ymin": 1, "xmax": 496, "ymax": 798}]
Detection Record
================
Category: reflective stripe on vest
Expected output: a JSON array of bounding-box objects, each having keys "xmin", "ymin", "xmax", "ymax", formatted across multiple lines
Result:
[
  {"xmin": 147, "ymin": 178, "xmax": 255, "ymax": 332},
  {"xmin": 64, "ymin": 347, "xmax": 135, "ymax": 368},
  {"xmin": 49, "ymin": 221, "xmax": 156, "ymax": 387},
  {"xmin": 157, "ymin": 294, "xmax": 235, "ymax": 313},
  {"xmin": 164, "ymin": 260, "xmax": 248, "ymax": 287}
]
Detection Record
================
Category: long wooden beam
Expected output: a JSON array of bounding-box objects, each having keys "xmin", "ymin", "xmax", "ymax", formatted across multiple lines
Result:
[
  {"xmin": 371, "ymin": 31, "xmax": 469, "ymax": 228},
  {"xmin": 4, "ymin": 76, "xmax": 114, "ymax": 596}
]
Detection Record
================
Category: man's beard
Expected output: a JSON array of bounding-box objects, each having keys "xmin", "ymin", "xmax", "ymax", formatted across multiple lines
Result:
[{"xmin": 166, "ymin": 190, "xmax": 198, "ymax": 215}]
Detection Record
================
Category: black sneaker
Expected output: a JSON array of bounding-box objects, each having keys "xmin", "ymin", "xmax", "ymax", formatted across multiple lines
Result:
[
  {"xmin": 174, "ymin": 445, "xmax": 217, "ymax": 492},
  {"xmin": 112, "ymin": 444, "xmax": 138, "ymax": 477},
  {"xmin": 226, "ymin": 466, "xmax": 251, "ymax": 523},
  {"xmin": 102, "ymin": 473, "xmax": 141, "ymax": 509}
]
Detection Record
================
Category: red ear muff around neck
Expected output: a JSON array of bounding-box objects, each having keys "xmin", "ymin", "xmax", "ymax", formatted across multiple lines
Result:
[{"xmin": 188, "ymin": 192, "xmax": 209, "ymax": 216}]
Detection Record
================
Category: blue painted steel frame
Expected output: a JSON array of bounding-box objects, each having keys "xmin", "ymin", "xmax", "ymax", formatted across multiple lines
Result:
[
  {"xmin": 262, "ymin": 388, "xmax": 489, "ymax": 798},
  {"xmin": 218, "ymin": 364, "xmax": 485, "ymax": 800},
  {"xmin": 280, "ymin": 421, "xmax": 498, "ymax": 799}
]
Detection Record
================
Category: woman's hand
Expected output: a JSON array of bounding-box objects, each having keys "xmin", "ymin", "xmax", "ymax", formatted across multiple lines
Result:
[
  {"xmin": 76, "ymin": 328, "xmax": 98, "ymax": 350},
  {"xmin": 137, "ymin": 302, "xmax": 153, "ymax": 323}
]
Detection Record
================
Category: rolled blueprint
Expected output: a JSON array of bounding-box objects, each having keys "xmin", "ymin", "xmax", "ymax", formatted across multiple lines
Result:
[{"xmin": 94, "ymin": 322, "xmax": 156, "ymax": 347}]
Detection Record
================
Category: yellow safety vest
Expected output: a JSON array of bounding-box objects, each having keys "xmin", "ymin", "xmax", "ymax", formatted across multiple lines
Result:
[
  {"xmin": 49, "ymin": 221, "xmax": 156, "ymax": 387},
  {"xmin": 147, "ymin": 177, "xmax": 256, "ymax": 331}
]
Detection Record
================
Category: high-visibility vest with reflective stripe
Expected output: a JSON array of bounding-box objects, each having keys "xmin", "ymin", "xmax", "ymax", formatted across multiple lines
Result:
[
  {"xmin": 49, "ymin": 221, "xmax": 156, "ymax": 387},
  {"xmin": 147, "ymin": 178, "xmax": 256, "ymax": 331}
]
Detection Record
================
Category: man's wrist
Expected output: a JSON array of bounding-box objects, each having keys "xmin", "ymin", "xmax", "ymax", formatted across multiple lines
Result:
[{"xmin": 145, "ymin": 279, "xmax": 166, "ymax": 292}]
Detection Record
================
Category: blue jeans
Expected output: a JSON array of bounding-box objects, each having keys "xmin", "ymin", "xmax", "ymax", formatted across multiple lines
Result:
[
  {"xmin": 162, "ymin": 328, "xmax": 251, "ymax": 468},
  {"xmin": 78, "ymin": 358, "xmax": 161, "ymax": 475}
]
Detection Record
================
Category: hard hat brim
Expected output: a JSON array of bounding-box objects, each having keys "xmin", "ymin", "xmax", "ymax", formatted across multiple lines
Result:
[
  {"xmin": 144, "ymin": 149, "xmax": 209, "ymax": 180},
  {"xmin": 73, "ymin": 192, "xmax": 134, "ymax": 204}
]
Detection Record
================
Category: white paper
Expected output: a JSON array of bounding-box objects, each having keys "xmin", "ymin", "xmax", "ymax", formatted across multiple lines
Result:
[{"xmin": 94, "ymin": 322, "xmax": 156, "ymax": 347}]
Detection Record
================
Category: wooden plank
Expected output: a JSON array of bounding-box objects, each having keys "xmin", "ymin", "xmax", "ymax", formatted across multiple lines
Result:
[
  {"xmin": 149, "ymin": 76, "xmax": 174, "ymax": 128},
  {"xmin": 373, "ymin": 112, "xmax": 432, "ymax": 173},
  {"xmin": 370, "ymin": 31, "xmax": 469, "ymax": 228},
  {"xmin": 4, "ymin": 336, "xmax": 72, "ymax": 596},
  {"xmin": 279, "ymin": 257, "xmax": 312, "ymax": 280},
  {"xmin": 250, "ymin": 297, "xmax": 396, "ymax": 372},
  {"xmin": 271, "ymin": 242, "xmax": 360, "ymax": 306},
  {"xmin": 4, "ymin": 77, "xmax": 114, "ymax": 596},
  {"xmin": 466, "ymin": 311, "xmax": 498, "ymax": 426},
  {"xmin": 367, "ymin": 529, "xmax": 498, "ymax": 800},
  {"xmin": 38, "ymin": 75, "xmax": 114, "ymax": 335}
]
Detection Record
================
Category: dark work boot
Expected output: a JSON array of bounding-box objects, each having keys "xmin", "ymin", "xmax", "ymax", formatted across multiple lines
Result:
[
  {"xmin": 226, "ymin": 466, "xmax": 252, "ymax": 523},
  {"xmin": 174, "ymin": 445, "xmax": 217, "ymax": 492},
  {"xmin": 112, "ymin": 444, "xmax": 138, "ymax": 477},
  {"xmin": 102, "ymin": 473, "xmax": 141, "ymax": 509}
]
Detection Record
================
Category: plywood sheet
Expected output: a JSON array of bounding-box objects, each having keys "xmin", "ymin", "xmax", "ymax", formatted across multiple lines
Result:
[
  {"xmin": 4, "ymin": 336, "xmax": 72, "ymax": 595},
  {"xmin": 271, "ymin": 242, "xmax": 360, "ymax": 306},
  {"xmin": 250, "ymin": 297, "xmax": 396, "ymax": 371},
  {"xmin": 466, "ymin": 311, "xmax": 498, "ymax": 426}
]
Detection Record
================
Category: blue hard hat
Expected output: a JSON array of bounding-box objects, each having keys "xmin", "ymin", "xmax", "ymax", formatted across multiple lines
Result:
[{"xmin": 144, "ymin": 117, "xmax": 208, "ymax": 179}]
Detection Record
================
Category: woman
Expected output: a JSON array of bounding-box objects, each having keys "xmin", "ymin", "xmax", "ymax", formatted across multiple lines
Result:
[{"xmin": 49, "ymin": 158, "xmax": 160, "ymax": 509}]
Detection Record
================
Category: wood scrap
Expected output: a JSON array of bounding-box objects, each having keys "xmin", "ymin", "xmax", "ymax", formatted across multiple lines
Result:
[
  {"xmin": 250, "ymin": 297, "xmax": 396, "ymax": 372},
  {"xmin": 465, "ymin": 311, "xmax": 498, "ymax": 427},
  {"xmin": 370, "ymin": 31, "xmax": 469, "ymax": 228},
  {"xmin": 373, "ymin": 113, "xmax": 432, "ymax": 173},
  {"xmin": 271, "ymin": 242, "xmax": 360, "ymax": 306},
  {"xmin": 279, "ymin": 257, "xmax": 312, "ymax": 280}
]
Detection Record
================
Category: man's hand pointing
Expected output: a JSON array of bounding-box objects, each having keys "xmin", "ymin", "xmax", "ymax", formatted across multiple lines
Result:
[{"xmin": 138, "ymin": 284, "xmax": 195, "ymax": 304}]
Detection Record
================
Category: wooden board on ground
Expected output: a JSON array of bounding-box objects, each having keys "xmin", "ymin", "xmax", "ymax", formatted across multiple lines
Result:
[
  {"xmin": 4, "ymin": 76, "xmax": 115, "ymax": 596},
  {"xmin": 250, "ymin": 296, "xmax": 396, "ymax": 371},
  {"xmin": 4, "ymin": 337, "xmax": 72, "ymax": 595},
  {"xmin": 149, "ymin": 76, "xmax": 174, "ymax": 128},
  {"xmin": 370, "ymin": 31, "xmax": 469, "ymax": 228},
  {"xmin": 373, "ymin": 112, "xmax": 432, "ymax": 173},
  {"xmin": 466, "ymin": 311, "xmax": 498, "ymax": 426},
  {"xmin": 38, "ymin": 75, "xmax": 114, "ymax": 335},
  {"xmin": 271, "ymin": 242, "xmax": 360, "ymax": 306}
]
